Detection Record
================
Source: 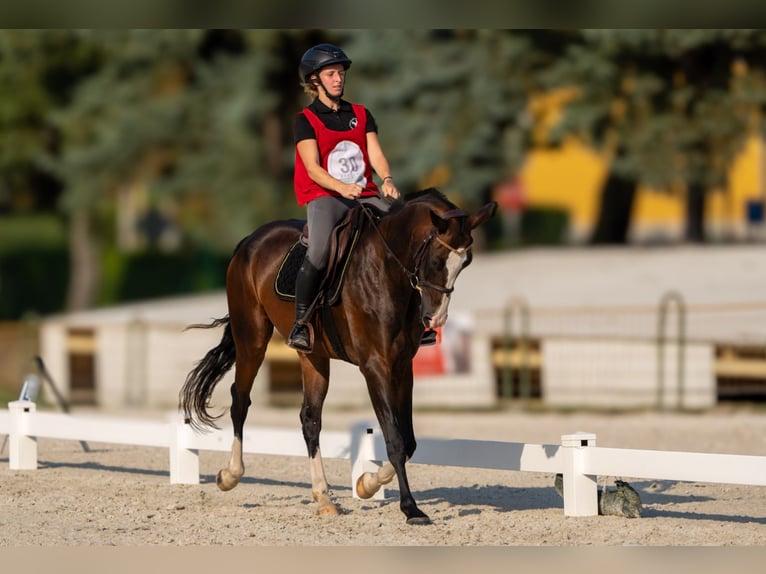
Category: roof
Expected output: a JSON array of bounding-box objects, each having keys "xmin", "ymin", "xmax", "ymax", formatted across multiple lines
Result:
[{"xmin": 42, "ymin": 292, "xmax": 228, "ymax": 328}]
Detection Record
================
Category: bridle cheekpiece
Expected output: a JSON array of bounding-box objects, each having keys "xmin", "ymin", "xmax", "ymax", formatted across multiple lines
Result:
[{"xmin": 361, "ymin": 204, "xmax": 469, "ymax": 296}]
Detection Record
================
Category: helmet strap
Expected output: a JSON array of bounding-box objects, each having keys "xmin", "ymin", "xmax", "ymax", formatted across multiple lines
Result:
[{"xmin": 314, "ymin": 75, "xmax": 343, "ymax": 105}]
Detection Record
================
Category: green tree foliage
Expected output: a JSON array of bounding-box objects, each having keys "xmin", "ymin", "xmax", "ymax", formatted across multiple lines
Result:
[
  {"xmin": 542, "ymin": 30, "xmax": 766, "ymax": 242},
  {"xmin": 0, "ymin": 30, "xmax": 100, "ymax": 213},
  {"xmin": 38, "ymin": 30, "xmax": 297, "ymax": 309},
  {"xmin": 47, "ymin": 30, "xmax": 288, "ymax": 249},
  {"xmin": 342, "ymin": 30, "xmax": 570, "ymax": 207}
]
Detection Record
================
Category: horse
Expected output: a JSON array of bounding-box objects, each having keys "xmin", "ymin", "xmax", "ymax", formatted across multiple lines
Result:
[{"xmin": 179, "ymin": 188, "xmax": 496, "ymax": 525}]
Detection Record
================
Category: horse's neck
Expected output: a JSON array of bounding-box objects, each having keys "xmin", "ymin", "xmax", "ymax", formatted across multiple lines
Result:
[{"xmin": 375, "ymin": 204, "xmax": 428, "ymax": 263}]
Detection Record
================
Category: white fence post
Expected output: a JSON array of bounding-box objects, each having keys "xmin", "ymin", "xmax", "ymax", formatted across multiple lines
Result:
[
  {"xmin": 350, "ymin": 421, "xmax": 386, "ymax": 500},
  {"xmin": 8, "ymin": 400, "xmax": 38, "ymax": 470},
  {"xmin": 169, "ymin": 414, "xmax": 200, "ymax": 484},
  {"xmin": 561, "ymin": 432, "xmax": 598, "ymax": 517}
]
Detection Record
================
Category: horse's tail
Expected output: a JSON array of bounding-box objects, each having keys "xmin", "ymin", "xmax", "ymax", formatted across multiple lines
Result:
[{"xmin": 179, "ymin": 316, "xmax": 235, "ymax": 431}]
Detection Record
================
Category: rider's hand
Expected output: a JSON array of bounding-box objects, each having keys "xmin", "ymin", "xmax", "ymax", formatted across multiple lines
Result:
[
  {"xmin": 380, "ymin": 178, "xmax": 400, "ymax": 200},
  {"xmin": 339, "ymin": 182, "xmax": 364, "ymax": 200}
]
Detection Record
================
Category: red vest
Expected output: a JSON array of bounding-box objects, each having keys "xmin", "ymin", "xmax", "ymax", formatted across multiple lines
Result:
[{"xmin": 293, "ymin": 104, "xmax": 380, "ymax": 206}]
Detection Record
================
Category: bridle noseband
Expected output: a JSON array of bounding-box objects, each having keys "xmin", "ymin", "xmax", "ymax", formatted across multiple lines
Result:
[{"xmin": 361, "ymin": 204, "xmax": 469, "ymax": 296}]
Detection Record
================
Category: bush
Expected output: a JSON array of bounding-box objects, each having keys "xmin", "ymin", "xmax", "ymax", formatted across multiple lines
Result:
[
  {"xmin": 114, "ymin": 249, "xmax": 230, "ymax": 302},
  {"xmin": 0, "ymin": 248, "xmax": 70, "ymax": 319},
  {"xmin": 0, "ymin": 215, "xmax": 232, "ymax": 315},
  {"xmin": 0, "ymin": 214, "xmax": 67, "ymax": 254},
  {"xmin": 520, "ymin": 207, "xmax": 569, "ymax": 245}
]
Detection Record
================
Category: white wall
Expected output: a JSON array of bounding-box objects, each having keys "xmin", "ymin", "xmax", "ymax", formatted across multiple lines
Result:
[
  {"xmin": 542, "ymin": 338, "xmax": 716, "ymax": 410},
  {"xmin": 326, "ymin": 333, "xmax": 496, "ymax": 410}
]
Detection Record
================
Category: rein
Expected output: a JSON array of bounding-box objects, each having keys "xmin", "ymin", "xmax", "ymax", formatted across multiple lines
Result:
[{"xmin": 360, "ymin": 203, "xmax": 467, "ymax": 296}]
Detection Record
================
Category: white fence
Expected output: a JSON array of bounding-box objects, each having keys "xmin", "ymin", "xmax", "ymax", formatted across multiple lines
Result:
[{"xmin": 2, "ymin": 400, "xmax": 766, "ymax": 517}]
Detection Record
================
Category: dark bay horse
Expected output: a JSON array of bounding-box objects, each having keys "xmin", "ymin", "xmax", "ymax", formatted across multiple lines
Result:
[{"xmin": 179, "ymin": 188, "xmax": 496, "ymax": 525}]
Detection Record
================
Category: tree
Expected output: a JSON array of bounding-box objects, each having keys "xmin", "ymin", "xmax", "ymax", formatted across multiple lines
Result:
[
  {"xmin": 544, "ymin": 30, "xmax": 766, "ymax": 243},
  {"xmin": 0, "ymin": 30, "xmax": 100, "ymax": 214},
  {"xmin": 341, "ymin": 30, "xmax": 571, "ymax": 210},
  {"xmin": 42, "ymin": 30, "xmax": 291, "ymax": 309}
]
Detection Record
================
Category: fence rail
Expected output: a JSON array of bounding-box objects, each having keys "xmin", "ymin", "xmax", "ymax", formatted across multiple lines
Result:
[{"xmin": 2, "ymin": 400, "xmax": 766, "ymax": 517}]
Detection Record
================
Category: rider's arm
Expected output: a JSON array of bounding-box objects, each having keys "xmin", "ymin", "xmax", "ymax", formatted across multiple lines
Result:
[{"xmin": 366, "ymin": 132, "xmax": 400, "ymax": 200}]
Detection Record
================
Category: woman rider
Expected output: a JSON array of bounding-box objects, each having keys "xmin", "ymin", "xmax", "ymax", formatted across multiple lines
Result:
[{"xmin": 288, "ymin": 43, "xmax": 437, "ymax": 352}]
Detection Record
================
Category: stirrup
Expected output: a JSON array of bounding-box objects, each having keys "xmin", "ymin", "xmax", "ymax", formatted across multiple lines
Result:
[
  {"xmin": 420, "ymin": 328, "xmax": 438, "ymax": 347},
  {"xmin": 287, "ymin": 321, "xmax": 314, "ymax": 352}
]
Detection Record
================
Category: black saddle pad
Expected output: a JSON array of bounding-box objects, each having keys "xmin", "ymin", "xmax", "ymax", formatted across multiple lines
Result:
[
  {"xmin": 275, "ymin": 239, "xmax": 356, "ymax": 306},
  {"xmin": 274, "ymin": 210, "xmax": 365, "ymax": 306},
  {"xmin": 274, "ymin": 241, "xmax": 308, "ymax": 301},
  {"xmin": 274, "ymin": 206, "xmax": 368, "ymax": 306}
]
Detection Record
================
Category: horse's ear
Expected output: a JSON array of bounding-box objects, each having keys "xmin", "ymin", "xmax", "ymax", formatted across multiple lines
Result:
[
  {"xmin": 468, "ymin": 202, "xmax": 497, "ymax": 230},
  {"xmin": 430, "ymin": 209, "xmax": 451, "ymax": 234}
]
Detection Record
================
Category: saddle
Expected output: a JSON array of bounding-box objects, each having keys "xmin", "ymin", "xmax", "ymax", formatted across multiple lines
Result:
[{"xmin": 274, "ymin": 204, "xmax": 367, "ymax": 306}]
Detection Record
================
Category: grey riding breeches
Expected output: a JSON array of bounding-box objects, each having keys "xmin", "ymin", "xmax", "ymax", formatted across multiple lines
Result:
[{"xmin": 304, "ymin": 194, "xmax": 397, "ymax": 269}]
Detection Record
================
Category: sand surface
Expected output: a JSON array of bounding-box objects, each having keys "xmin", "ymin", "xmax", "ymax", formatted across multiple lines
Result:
[{"xmin": 1, "ymin": 404, "xmax": 765, "ymax": 546}]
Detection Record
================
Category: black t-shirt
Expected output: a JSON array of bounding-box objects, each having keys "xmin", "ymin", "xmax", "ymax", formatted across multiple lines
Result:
[{"xmin": 294, "ymin": 98, "xmax": 378, "ymax": 143}]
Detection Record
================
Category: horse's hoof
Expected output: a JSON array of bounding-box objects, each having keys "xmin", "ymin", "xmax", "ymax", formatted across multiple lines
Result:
[
  {"xmin": 216, "ymin": 469, "xmax": 239, "ymax": 492},
  {"xmin": 316, "ymin": 503, "xmax": 340, "ymax": 516},
  {"xmin": 355, "ymin": 473, "xmax": 377, "ymax": 499},
  {"xmin": 406, "ymin": 515, "xmax": 432, "ymax": 526}
]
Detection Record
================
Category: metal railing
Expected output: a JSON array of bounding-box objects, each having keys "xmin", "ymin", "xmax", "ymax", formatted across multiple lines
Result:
[
  {"xmin": 499, "ymin": 296, "xmax": 531, "ymax": 403},
  {"xmin": 656, "ymin": 290, "xmax": 687, "ymax": 410}
]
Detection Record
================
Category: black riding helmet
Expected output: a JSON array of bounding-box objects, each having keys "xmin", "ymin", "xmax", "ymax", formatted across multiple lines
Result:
[{"xmin": 299, "ymin": 43, "xmax": 352, "ymax": 82}]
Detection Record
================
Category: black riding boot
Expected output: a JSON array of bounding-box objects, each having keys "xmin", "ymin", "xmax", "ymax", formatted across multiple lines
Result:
[
  {"xmin": 420, "ymin": 328, "xmax": 438, "ymax": 346},
  {"xmin": 287, "ymin": 260, "xmax": 323, "ymax": 352}
]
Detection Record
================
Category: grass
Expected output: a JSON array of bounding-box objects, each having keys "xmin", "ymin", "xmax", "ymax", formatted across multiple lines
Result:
[{"xmin": 0, "ymin": 386, "xmax": 19, "ymax": 408}]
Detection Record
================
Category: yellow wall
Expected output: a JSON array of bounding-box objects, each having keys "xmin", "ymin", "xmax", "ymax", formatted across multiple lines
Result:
[
  {"xmin": 519, "ymin": 135, "xmax": 764, "ymax": 241},
  {"xmin": 713, "ymin": 136, "xmax": 764, "ymax": 228},
  {"xmin": 519, "ymin": 138, "xmax": 608, "ymax": 238}
]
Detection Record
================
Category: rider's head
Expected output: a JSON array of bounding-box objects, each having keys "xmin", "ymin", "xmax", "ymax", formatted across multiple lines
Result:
[{"xmin": 299, "ymin": 43, "xmax": 352, "ymax": 101}]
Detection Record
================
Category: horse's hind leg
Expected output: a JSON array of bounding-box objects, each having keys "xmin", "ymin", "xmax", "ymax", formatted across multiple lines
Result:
[
  {"xmin": 217, "ymin": 307, "xmax": 273, "ymax": 491},
  {"xmin": 299, "ymin": 354, "xmax": 338, "ymax": 516}
]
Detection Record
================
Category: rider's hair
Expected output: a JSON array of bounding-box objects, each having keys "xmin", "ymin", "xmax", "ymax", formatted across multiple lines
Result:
[{"xmin": 301, "ymin": 75, "xmax": 319, "ymax": 97}]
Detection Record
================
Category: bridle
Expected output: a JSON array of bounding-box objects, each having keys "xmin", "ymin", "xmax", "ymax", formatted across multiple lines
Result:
[{"xmin": 360, "ymin": 204, "xmax": 469, "ymax": 296}]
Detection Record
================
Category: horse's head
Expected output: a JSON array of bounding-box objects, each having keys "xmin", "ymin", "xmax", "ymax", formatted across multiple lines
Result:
[{"xmin": 405, "ymin": 190, "xmax": 496, "ymax": 329}]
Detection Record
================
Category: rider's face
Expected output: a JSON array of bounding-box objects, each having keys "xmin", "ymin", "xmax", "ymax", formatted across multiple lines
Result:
[{"xmin": 314, "ymin": 64, "xmax": 346, "ymax": 97}]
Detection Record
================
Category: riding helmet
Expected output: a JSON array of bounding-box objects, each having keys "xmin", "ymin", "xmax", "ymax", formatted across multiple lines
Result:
[{"xmin": 299, "ymin": 43, "xmax": 352, "ymax": 81}]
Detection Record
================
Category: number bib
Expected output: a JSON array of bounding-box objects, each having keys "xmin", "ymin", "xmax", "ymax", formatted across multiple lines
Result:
[{"xmin": 327, "ymin": 140, "xmax": 368, "ymax": 187}]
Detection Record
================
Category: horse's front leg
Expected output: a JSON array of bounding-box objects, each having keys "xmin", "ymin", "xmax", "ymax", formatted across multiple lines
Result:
[
  {"xmin": 363, "ymin": 361, "xmax": 430, "ymax": 525},
  {"xmin": 300, "ymin": 354, "xmax": 339, "ymax": 516},
  {"xmin": 356, "ymin": 461, "xmax": 397, "ymax": 499}
]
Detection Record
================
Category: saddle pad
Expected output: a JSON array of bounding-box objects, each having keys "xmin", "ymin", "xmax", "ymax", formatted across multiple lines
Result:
[
  {"xmin": 274, "ymin": 239, "xmax": 355, "ymax": 305},
  {"xmin": 274, "ymin": 241, "xmax": 308, "ymax": 301},
  {"xmin": 274, "ymin": 207, "xmax": 365, "ymax": 306}
]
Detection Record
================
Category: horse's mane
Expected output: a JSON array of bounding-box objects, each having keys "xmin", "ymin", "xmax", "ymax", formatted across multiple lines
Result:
[
  {"xmin": 388, "ymin": 187, "xmax": 454, "ymax": 215},
  {"xmin": 403, "ymin": 187, "xmax": 450, "ymax": 204}
]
